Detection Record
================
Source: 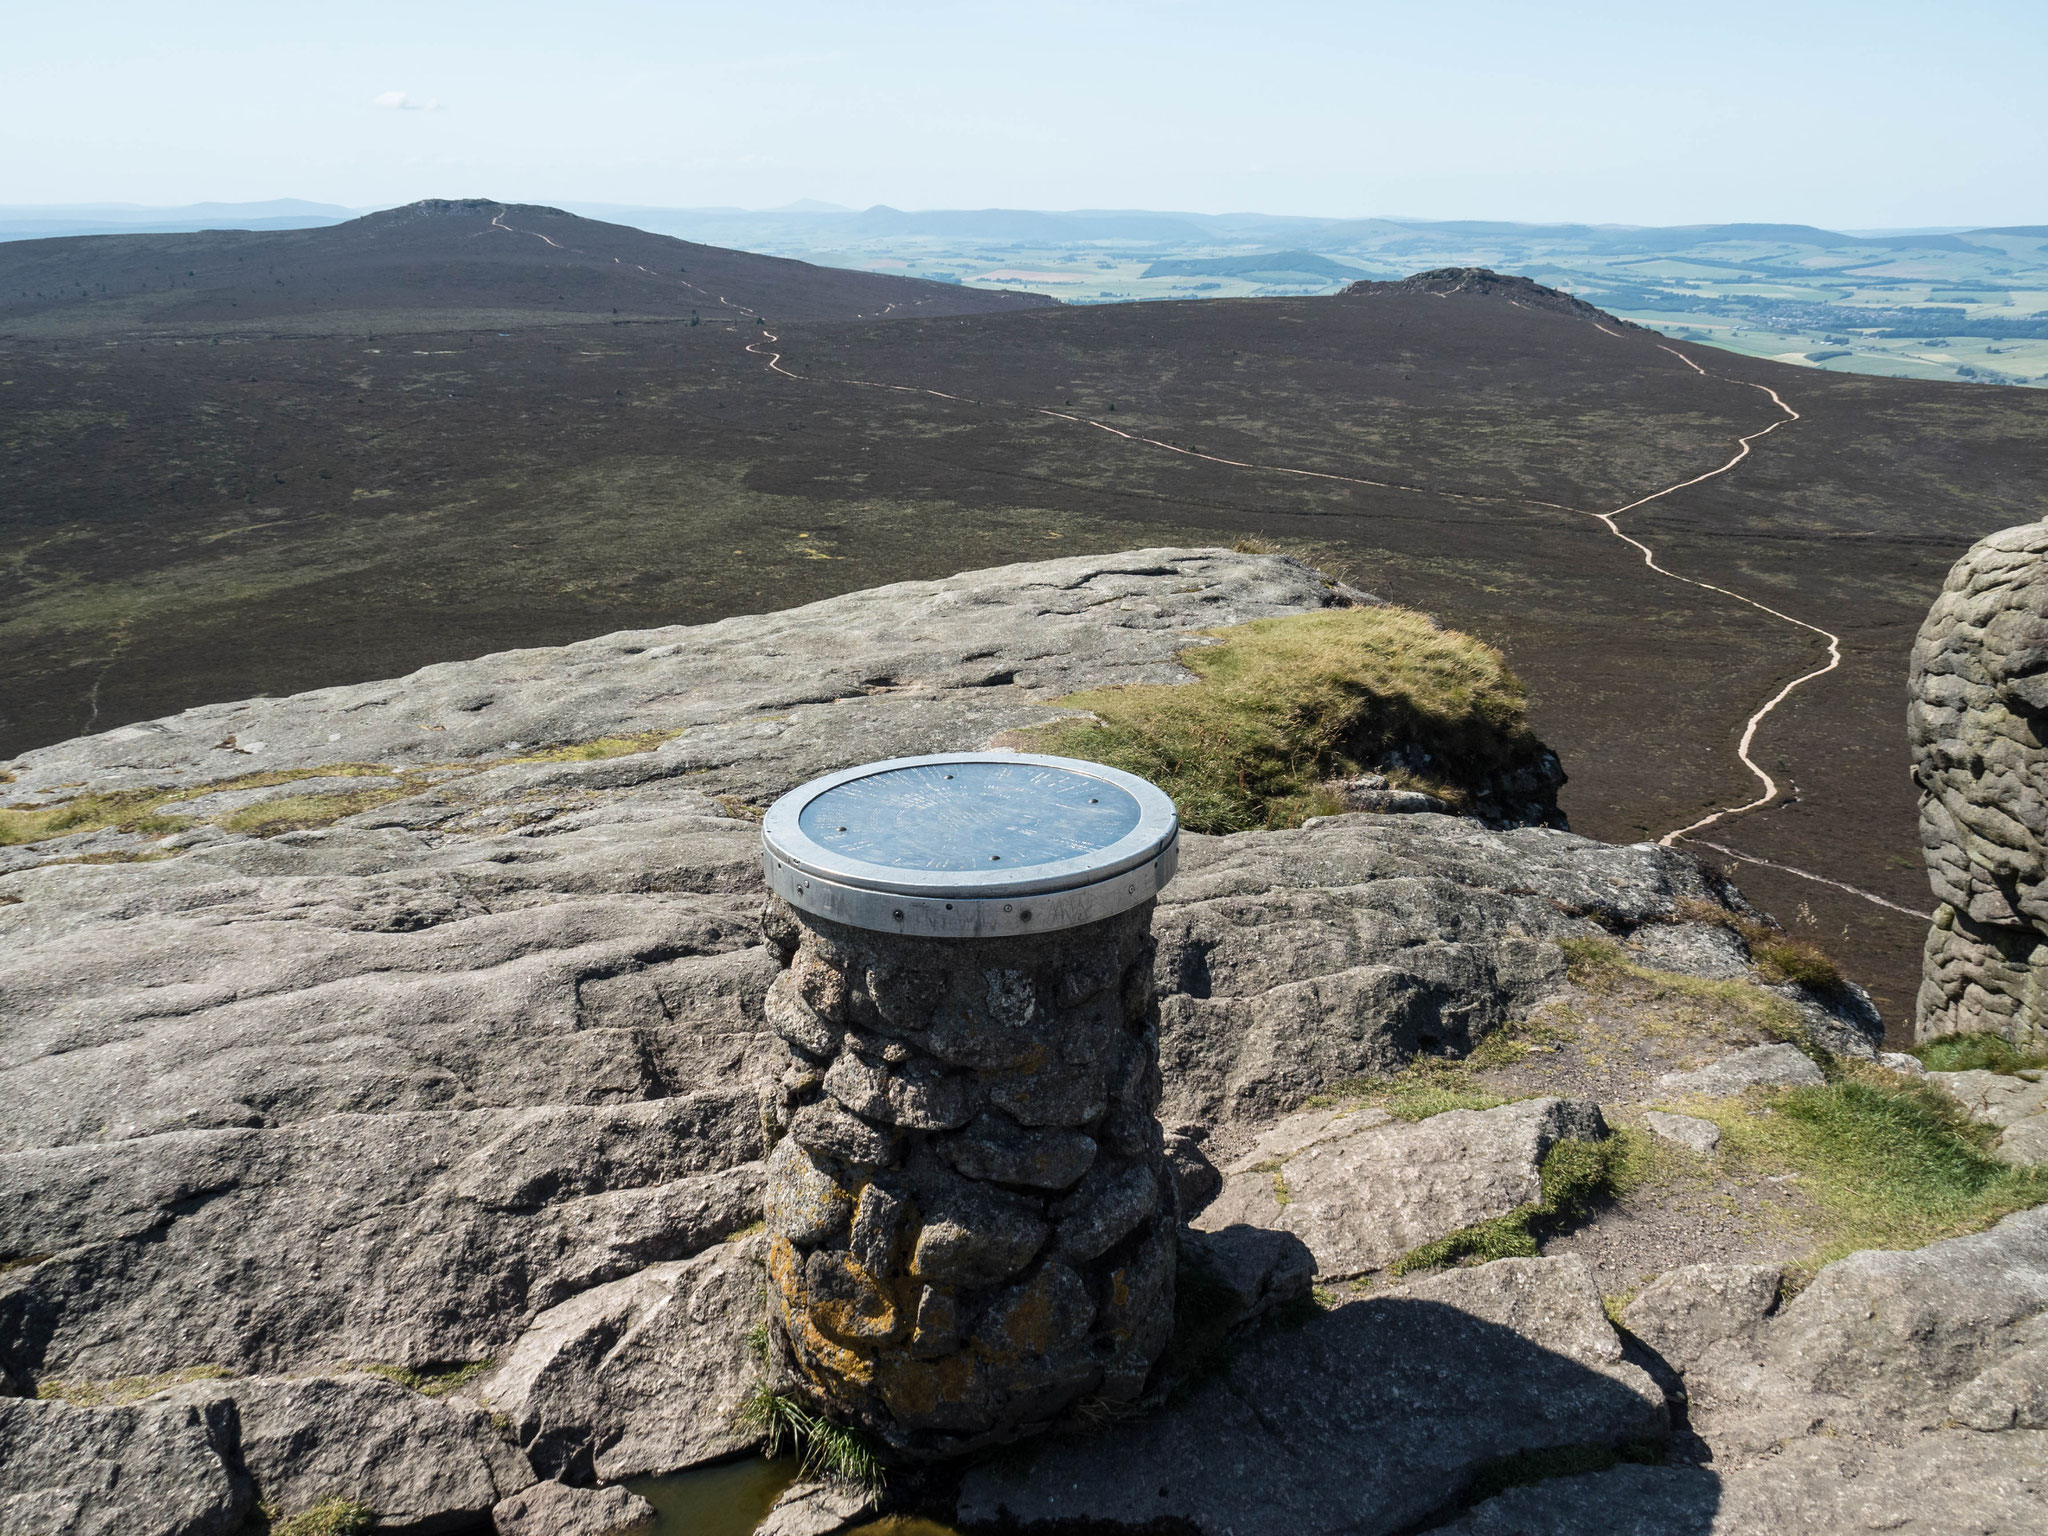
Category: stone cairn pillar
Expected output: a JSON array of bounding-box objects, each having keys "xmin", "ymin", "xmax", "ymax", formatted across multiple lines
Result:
[
  {"xmin": 1910, "ymin": 520, "xmax": 2048, "ymax": 1048},
  {"xmin": 754, "ymin": 753, "xmax": 1180, "ymax": 1459}
]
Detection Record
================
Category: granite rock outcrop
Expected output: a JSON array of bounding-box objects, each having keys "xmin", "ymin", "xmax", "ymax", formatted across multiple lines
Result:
[
  {"xmin": 0, "ymin": 548, "xmax": 1968, "ymax": 1534},
  {"xmin": 1910, "ymin": 519, "xmax": 2048, "ymax": 1047}
]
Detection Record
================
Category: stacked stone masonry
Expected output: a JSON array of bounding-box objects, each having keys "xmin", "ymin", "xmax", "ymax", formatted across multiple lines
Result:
[
  {"xmin": 1910, "ymin": 519, "xmax": 2048, "ymax": 1047},
  {"xmin": 755, "ymin": 899, "xmax": 1174, "ymax": 1458}
]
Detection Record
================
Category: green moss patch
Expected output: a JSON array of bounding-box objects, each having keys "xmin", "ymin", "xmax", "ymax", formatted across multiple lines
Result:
[
  {"xmin": 36, "ymin": 1364, "xmax": 233, "ymax": 1406},
  {"xmin": 1913, "ymin": 1030, "xmax": 2048, "ymax": 1076},
  {"xmin": 1016, "ymin": 606, "xmax": 1544, "ymax": 833},
  {"xmin": 264, "ymin": 1497, "xmax": 375, "ymax": 1536},
  {"xmin": 356, "ymin": 1358, "xmax": 494, "ymax": 1398},
  {"xmin": 0, "ymin": 728, "xmax": 683, "ymax": 850}
]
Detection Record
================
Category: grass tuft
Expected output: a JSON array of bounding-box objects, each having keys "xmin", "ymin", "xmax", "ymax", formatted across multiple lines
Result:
[
  {"xmin": 1687, "ymin": 1067, "xmax": 2048, "ymax": 1270},
  {"xmin": 1017, "ymin": 606, "xmax": 1543, "ymax": 833},
  {"xmin": 217, "ymin": 786, "xmax": 412, "ymax": 836},
  {"xmin": 1913, "ymin": 1030, "xmax": 2048, "ymax": 1076},
  {"xmin": 1389, "ymin": 1135, "xmax": 1617, "ymax": 1276},
  {"xmin": 736, "ymin": 1383, "xmax": 884, "ymax": 1491}
]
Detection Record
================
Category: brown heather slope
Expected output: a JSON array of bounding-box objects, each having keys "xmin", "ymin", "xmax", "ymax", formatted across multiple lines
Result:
[
  {"xmin": 0, "ymin": 198, "xmax": 1054, "ymax": 333},
  {"xmin": 2, "ymin": 238, "xmax": 2044, "ymax": 1029}
]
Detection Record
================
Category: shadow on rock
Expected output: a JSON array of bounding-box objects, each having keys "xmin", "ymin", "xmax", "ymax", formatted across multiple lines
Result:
[{"xmin": 955, "ymin": 1255, "xmax": 1687, "ymax": 1536}]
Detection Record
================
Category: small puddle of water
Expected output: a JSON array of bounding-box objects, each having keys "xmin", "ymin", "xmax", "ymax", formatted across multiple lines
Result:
[
  {"xmin": 631, "ymin": 1458, "xmax": 963, "ymax": 1536},
  {"xmin": 631, "ymin": 1457, "xmax": 798, "ymax": 1535}
]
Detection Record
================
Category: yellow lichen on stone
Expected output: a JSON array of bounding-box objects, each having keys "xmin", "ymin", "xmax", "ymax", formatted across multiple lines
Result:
[{"xmin": 876, "ymin": 1348, "xmax": 989, "ymax": 1431}]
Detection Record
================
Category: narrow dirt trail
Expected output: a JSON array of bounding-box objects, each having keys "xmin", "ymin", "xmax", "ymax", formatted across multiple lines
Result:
[
  {"xmin": 487, "ymin": 210, "xmax": 565, "ymax": 249},
  {"xmin": 739, "ymin": 317, "xmax": 1902, "ymax": 918},
  {"xmin": 1579, "ymin": 328, "xmax": 1845, "ymax": 847}
]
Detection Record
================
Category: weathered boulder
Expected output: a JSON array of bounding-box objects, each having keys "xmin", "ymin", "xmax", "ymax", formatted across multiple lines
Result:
[
  {"xmin": 1929, "ymin": 1068, "xmax": 2048, "ymax": 1126},
  {"xmin": 1151, "ymin": 819, "xmax": 1845, "ymax": 1128},
  {"xmin": 1654, "ymin": 1043, "xmax": 1824, "ymax": 1097},
  {"xmin": 1909, "ymin": 519, "xmax": 2048, "ymax": 1048},
  {"xmin": 0, "ymin": 547, "xmax": 1894, "ymax": 1525},
  {"xmin": 754, "ymin": 1478, "xmax": 878, "ymax": 1536},
  {"xmin": 2, "ymin": 1103, "xmax": 764, "ymax": 1384},
  {"xmin": 1641, "ymin": 1207, "xmax": 2048, "ymax": 1470},
  {"xmin": 492, "ymin": 1479, "xmax": 657, "ymax": 1536},
  {"xmin": 1621, "ymin": 1263, "xmax": 1782, "ymax": 1375},
  {"xmin": 0, "ymin": 1395, "xmax": 251, "ymax": 1536},
  {"xmin": 1177, "ymin": 1224, "xmax": 1317, "ymax": 1329},
  {"xmin": 161, "ymin": 1373, "xmax": 534, "ymax": 1534},
  {"xmin": 954, "ymin": 1256, "xmax": 1666, "ymax": 1536},
  {"xmin": 1438, "ymin": 1439, "xmax": 2048, "ymax": 1535},
  {"xmin": 477, "ymin": 1236, "xmax": 769, "ymax": 1483},
  {"xmin": 1197, "ymin": 1097, "xmax": 1607, "ymax": 1278}
]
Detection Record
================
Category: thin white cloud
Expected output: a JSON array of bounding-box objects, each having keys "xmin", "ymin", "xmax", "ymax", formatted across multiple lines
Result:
[{"xmin": 369, "ymin": 91, "xmax": 443, "ymax": 111}]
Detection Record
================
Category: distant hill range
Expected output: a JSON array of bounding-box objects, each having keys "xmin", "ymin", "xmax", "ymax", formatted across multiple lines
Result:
[
  {"xmin": 0, "ymin": 199, "xmax": 357, "ymax": 240},
  {"xmin": 0, "ymin": 199, "xmax": 1055, "ymax": 334},
  {"xmin": 555, "ymin": 204, "xmax": 2042, "ymax": 256},
  {"xmin": 11, "ymin": 200, "xmax": 2037, "ymax": 257},
  {"xmin": 1141, "ymin": 250, "xmax": 1367, "ymax": 284}
]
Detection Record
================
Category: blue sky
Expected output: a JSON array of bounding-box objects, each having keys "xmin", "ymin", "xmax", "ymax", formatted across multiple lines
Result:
[{"xmin": 6, "ymin": 0, "xmax": 2043, "ymax": 226}]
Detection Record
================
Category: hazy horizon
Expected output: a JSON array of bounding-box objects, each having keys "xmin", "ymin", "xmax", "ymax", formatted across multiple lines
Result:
[{"xmin": 5, "ymin": 0, "xmax": 2042, "ymax": 228}]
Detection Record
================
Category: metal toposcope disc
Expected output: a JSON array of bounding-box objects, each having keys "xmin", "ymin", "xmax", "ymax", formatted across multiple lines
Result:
[{"xmin": 762, "ymin": 752, "xmax": 1179, "ymax": 937}]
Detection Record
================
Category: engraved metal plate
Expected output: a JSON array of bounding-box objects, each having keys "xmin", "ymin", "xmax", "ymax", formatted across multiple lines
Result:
[{"xmin": 762, "ymin": 752, "xmax": 1178, "ymax": 937}]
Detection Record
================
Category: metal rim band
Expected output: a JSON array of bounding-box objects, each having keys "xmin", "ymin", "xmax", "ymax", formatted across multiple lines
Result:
[{"xmin": 765, "ymin": 833, "xmax": 1177, "ymax": 938}]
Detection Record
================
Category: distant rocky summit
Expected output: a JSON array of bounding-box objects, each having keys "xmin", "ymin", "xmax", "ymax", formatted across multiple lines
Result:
[
  {"xmin": 1343, "ymin": 266, "xmax": 1634, "ymax": 325},
  {"xmin": 2, "ymin": 549, "xmax": 2040, "ymax": 1535},
  {"xmin": 1911, "ymin": 519, "xmax": 2048, "ymax": 1048}
]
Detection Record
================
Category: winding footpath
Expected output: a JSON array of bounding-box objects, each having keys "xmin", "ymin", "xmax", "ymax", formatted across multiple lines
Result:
[
  {"xmin": 740, "ymin": 314, "xmax": 1918, "ymax": 920},
  {"xmin": 1580, "ymin": 330, "xmax": 1843, "ymax": 847}
]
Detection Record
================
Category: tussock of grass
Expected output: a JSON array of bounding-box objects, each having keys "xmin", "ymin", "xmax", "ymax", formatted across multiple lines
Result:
[
  {"xmin": 736, "ymin": 1384, "xmax": 884, "ymax": 1491},
  {"xmin": 217, "ymin": 786, "xmax": 412, "ymax": 836},
  {"xmin": 1018, "ymin": 606, "xmax": 1542, "ymax": 833},
  {"xmin": 36, "ymin": 1364, "xmax": 233, "ymax": 1406},
  {"xmin": 0, "ymin": 787, "xmax": 187, "ymax": 847},
  {"xmin": 1389, "ymin": 1136, "xmax": 1617, "ymax": 1276},
  {"xmin": 357, "ymin": 1359, "xmax": 494, "ymax": 1398},
  {"xmin": 1467, "ymin": 1017, "xmax": 1574, "ymax": 1070},
  {"xmin": 1913, "ymin": 1030, "xmax": 2048, "ymax": 1076},
  {"xmin": 265, "ymin": 1497, "xmax": 375, "ymax": 1536},
  {"xmin": 1688, "ymin": 1067, "xmax": 2048, "ymax": 1269},
  {"xmin": 1303, "ymin": 1058, "xmax": 1517, "ymax": 1120},
  {"xmin": 1673, "ymin": 897, "xmax": 1846, "ymax": 995},
  {"xmin": 1384, "ymin": 1080, "xmax": 1513, "ymax": 1122}
]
